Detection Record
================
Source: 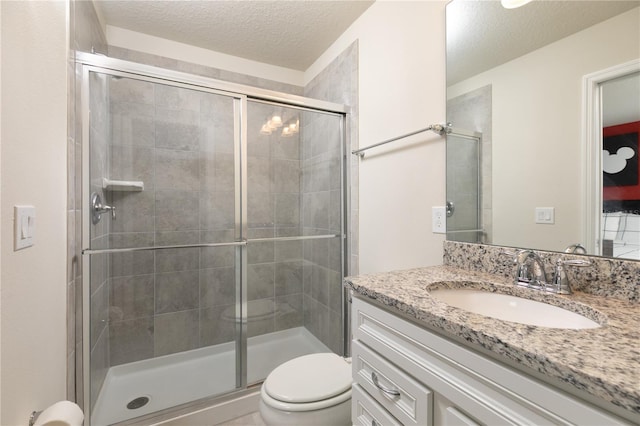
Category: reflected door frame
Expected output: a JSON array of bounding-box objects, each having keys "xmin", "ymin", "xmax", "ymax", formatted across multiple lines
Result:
[{"xmin": 583, "ymin": 58, "xmax": 640, "ymax": 255}]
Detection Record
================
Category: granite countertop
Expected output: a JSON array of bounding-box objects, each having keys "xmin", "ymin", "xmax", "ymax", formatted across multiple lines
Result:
[{"xmin": 344, "ymin": 265, "xmax": 640, "ymax": 418}]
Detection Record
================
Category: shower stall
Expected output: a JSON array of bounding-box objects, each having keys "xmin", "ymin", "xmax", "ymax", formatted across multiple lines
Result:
[
  {"xmin": 446, "ymin": 128, "xmax": 484, "ymax": 243},
  {"xmin": 78, "ymin": 54, "xmax": 349, "ymax": 424}
]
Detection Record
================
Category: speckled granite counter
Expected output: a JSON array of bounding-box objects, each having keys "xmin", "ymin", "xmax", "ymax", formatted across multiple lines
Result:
[{"xmin": 344, "ymin": 265, "xmax": 640, "ymax": 419}]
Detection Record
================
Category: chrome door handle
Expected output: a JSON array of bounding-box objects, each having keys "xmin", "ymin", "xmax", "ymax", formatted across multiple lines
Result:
[
  {"xmin": 91, "ymin": 192, "xmax": 116, "ymax": 224},
  {"xmin": 371, "ymin": 371, "xmax": 400, "ymax": 396}
]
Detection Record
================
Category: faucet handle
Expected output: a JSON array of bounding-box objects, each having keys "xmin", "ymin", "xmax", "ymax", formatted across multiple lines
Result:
[
  {"xmin": 501, "ymin": 249, "xmax": 527, "ymax": 261},
  {"xmin": 564, "ymin": 243, "xmax": 587, "ymax": 254},
  {"xmin": 551, "ymin": 258, "xmax": 591, "ymax": 294}
]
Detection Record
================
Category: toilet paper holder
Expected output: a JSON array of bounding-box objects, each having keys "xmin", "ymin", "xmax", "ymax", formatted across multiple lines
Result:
[
  {"xmin": 29, "ymin": 410, "xmax": 41, "ymax": 426},
  {"xmin": 28, "ymin": 401, "xmax": 84, "ymax": 426}
]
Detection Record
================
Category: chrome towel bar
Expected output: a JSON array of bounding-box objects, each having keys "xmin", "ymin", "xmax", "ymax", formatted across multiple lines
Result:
[{"xmin": 352, "ymin": 123, "xmax": 449, "ymax": 158}]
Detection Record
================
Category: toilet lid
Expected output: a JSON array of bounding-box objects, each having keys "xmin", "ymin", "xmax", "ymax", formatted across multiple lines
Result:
[{"xmin": 264, "ymin": 353, "xmax": 352, "ymax": 403}]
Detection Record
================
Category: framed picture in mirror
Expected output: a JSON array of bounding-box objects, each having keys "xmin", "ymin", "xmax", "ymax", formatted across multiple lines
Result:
[{"xmin": 603, "ymin": 121, "xmax": 640, "ymax": 212}]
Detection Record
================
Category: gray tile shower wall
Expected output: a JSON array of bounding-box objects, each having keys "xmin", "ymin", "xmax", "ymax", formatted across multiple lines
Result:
[
  {"xmin": 303, "ymin": 41, "xmax": 359, "ymax": 353},
  {"xmin": 108, "ymin": 46, "xmax": 305, "ymax": 96},
  {"xmin": 105, "ymin": 78, "xmax": 242, "ymax": 365},
  {"xmin": 245, "ymin": 101, "xmax": 305, "ymax": 338},
  {"xmin": 104, "ymin": 78, "xmax": 320, "ymax": 365}
]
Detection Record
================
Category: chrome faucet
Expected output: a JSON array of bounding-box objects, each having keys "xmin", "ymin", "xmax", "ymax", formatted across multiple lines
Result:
[
  {"xmin": 513, "ymin": 250, "xmax": 548, "ymax": 288},
  {"xmin": 509, "ymin": 249, "xmax": 591, "ymax": 294}
]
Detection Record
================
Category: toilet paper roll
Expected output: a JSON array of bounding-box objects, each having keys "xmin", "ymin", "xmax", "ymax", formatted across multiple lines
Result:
[{"xmin": 33, "ymin": 401, "xmax": 84, "ymax": 426}]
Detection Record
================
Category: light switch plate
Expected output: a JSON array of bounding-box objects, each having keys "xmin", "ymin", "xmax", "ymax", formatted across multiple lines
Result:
[
  {"xmin": 432, "ymin": 206, "xmax": 446, "ymax": 233},
  {"xmin": 535, "ymin": 207, "xmax": 554, "ymax": 224},
  {"xmin": 14, "ymin": 205, "xmax": 36, "ymax": 250}
]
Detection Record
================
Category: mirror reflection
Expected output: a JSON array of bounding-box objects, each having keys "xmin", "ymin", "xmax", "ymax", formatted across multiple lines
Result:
[{"xmin": 446, "ymin": 0, "xmax": 640, "ymax": 260}]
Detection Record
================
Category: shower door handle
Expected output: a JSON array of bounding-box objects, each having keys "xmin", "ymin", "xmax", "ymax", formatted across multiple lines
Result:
[{"xmin": 91, "ymin": 192, "xmax": 116, "ymax": 224}]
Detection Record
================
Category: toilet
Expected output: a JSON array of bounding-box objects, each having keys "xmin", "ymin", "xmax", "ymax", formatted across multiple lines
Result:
[{"xmin": 259, "ymin": 353, "xmax": 352, "ymax": 426}]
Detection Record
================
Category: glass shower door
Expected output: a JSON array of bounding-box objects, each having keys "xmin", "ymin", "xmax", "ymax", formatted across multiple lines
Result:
[
  {"xmin": 244, "ymin": 100, "xmax": 346, "ymax": 385},
  {"xmin": 84, "ymin": 69, "xmax": 243, "ymax": 424}
]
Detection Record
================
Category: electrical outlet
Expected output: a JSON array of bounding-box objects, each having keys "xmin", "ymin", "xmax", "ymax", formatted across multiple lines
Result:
[{"xmin": 432, "ymin": 206, "xmax": 446, "ymax": 233}]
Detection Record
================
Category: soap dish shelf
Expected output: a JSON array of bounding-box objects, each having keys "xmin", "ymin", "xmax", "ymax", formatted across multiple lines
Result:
[{"xmin": 102, "ymin": 178, "xmax": 144, "ymax": 192}]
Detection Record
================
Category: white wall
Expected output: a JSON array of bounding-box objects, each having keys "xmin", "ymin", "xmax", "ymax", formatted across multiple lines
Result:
[
  {"xmin": 0, "ymin": 2, "xmax": 69, "ymax": 424},
  {"xmin": 0, "ymin": 0, "xmax": 3, "ymax": 418},
  {"xmin": 308, "ymin": 1, "xmax": 448, "ymax": 274},
  {"xmin": 448, "ymin": 7, "xmax": 640, "ymax": 252}
]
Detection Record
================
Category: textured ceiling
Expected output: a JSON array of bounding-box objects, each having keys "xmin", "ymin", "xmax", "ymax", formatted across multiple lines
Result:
[
  {"xmin": 447, "ymin": 1, "xmax": 639, "ymax": 85},
  {"xmin": 94, "ymin": 0, "xmax": 374, "ymax": 71}
]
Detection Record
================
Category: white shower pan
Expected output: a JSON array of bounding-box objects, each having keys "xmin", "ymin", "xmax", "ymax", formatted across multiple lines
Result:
[{"xmin": 92, "ymin": 327, "xmax": 329, "ymax": 425}]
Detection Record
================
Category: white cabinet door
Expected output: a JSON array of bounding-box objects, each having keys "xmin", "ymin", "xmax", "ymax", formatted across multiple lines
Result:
[{"xmin": 352, "ymin": 384, "xmax": 403, "ymax": 426}]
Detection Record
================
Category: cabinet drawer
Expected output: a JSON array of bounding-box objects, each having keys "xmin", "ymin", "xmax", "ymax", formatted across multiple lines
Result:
[
  {"xmin": 352, "ymin": 384, "xmax": 402, "ymax": 426},
  {"xmin": 443, "ymin": 407, "xmax": 481, "ymax": 426},
  {"xmin": 352, "ymin": 340, "xmax": 433, "ymax": 426}
]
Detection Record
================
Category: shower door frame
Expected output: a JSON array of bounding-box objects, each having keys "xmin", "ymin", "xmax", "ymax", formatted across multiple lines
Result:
[{"xmin": 77, "ymin": 52, "xmax": 350, "ymax": 424}]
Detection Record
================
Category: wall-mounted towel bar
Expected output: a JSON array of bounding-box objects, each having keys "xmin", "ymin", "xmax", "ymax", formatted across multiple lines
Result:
[{"xmin": 352, "ymin": 123, "xmax": 450, "ymax": 158}]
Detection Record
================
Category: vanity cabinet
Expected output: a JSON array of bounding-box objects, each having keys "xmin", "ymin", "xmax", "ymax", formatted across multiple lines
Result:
[{"xmin": 351, "ymin": 297, "xmax": 630, "ymax": 426}]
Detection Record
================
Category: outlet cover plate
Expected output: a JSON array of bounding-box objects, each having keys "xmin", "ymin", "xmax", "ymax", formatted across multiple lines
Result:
[{"xmin": 432, "ymin": 206, "xmax": 446, "ymax": 233}]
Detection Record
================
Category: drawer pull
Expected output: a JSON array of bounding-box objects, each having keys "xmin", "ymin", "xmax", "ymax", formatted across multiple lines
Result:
[{"xmin": 371, "ymin": 371, "xmax": 400, "ymax": 396}]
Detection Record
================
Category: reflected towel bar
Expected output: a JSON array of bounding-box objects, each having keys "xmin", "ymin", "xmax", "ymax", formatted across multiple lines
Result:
[{"xmin": 352, "ymin": 123, "xmax": 450, "ymax": 158}]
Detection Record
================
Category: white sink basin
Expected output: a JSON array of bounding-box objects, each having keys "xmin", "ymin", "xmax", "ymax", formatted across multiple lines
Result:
[{"xmin": 429, "ymin": 289, "xmax": 601, "ymax": 329}]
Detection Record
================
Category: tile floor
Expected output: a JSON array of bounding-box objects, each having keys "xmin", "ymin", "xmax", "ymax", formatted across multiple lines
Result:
[{"xmin": 218, "ymin": 411, "xmax": 266, "ymax": 426}]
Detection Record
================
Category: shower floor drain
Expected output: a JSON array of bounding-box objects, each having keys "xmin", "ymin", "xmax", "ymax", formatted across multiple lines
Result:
[{"xmin": 127, "ymin": 396, "xmax": 150, "ymax": 410}]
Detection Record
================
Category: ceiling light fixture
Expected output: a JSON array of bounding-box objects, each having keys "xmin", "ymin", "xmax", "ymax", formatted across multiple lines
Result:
[
  {"xmin": 260, "ymin": 113, "xmax": 298, "ymax": 138},
  {"xmin": 270, "ymin": 115, "xmax": 283, "ymax": 128},
  {"xmin": 260, "ymin": 124, "xmax": 272, "ymax": 135},
  {"xmin": 501, "ymin": 0, "xmax": 533, "ymax": 9},
  {"xmin": 289, "ymin": 119, "xmax": 299, "ymax": 133}
]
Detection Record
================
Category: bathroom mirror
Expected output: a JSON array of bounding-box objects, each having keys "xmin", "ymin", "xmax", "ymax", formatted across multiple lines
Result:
[{"xmin": 446, "ymin": 0, "xmax": 640, "ymax": 259}]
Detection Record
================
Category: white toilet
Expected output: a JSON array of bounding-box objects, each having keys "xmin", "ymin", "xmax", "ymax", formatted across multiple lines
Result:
[{"xmin": 259, "ymin": 353, "xmax": 352, "ymax": 426}]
